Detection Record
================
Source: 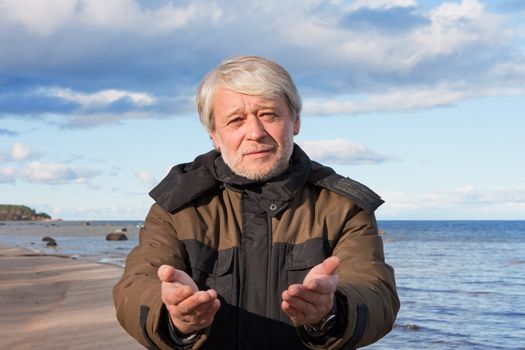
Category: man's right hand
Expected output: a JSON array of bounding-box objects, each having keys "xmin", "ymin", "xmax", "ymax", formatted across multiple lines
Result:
[{"xmin": 158, "ymin": 265, "xmax": 221, "ymax": 335}]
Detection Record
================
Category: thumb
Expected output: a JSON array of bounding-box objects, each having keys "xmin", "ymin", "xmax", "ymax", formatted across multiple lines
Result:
[
  {"xmin": 303, "ymin": 256, "xmax": 340, "ymax": 291},
  {"xmin": 158, "ymin": 265, "xmax": 199, "ymax": 292},
  {"xmin": 158, "ymin": 265, "xmax": 177, "ymax": 282},
  {"xmin": 321, "ymin": 256, "xmax": 340, "ymax": 276}
]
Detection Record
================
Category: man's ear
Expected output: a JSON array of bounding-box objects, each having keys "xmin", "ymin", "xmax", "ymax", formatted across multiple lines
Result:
[
  {"xmin": 293, "ymin": 114, "xmax": 301, "ymax": 135},
  {"xmin": 209, "ymin": 132, "xmax": 220, "ymax": 151}
]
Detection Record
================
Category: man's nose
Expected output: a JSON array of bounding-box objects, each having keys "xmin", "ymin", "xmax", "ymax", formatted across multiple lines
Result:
[{"xmin": 245, "ymin": 116, "xmax": 267, "ymax": 141}]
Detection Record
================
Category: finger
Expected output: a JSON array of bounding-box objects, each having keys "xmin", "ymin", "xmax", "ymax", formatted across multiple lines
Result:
[
  {"xmin": 283, "ymin": 284, "xmax": 308, "ymax": 298},
  {"xmin": 187, "ymin": 298, "xmax": 221, "ymax": 330},
  {"xmin": 286, "ymin": 286, "xmax": 333, "ymax": 306},
  {"xmin": 200, "ymin": 298, "xmax": 221, "ymax": 322},
  {"xmin": 305, "ymin": 275, "xmax": 338, "ymax": 294},
  {"xmin": 281, "ymin": 301, "xmax": 307, "ymax": 325},
  {"xmin": 283, "ymin": 295, "xmax": 319, "ymax": 317},
  {"xmin": 206, "ymin": 289, "xmax": 218, "ymax": 299},
  {"xmin": 286, "ymin": 281, "xmax": 333, "ymax": 298},
  {"xmin": 177, "ymin": 291, "xmax": 216, "ymax": 315},
  {"xmin": 281, "ymin": 300, "xmax": 295, "ymax": 315},
  {"xmin": 161, "ymin": 282, "xmax": 194, "ymax": 305},
  {"xmin": 158, "ymin": 264, "xmax": 177, "ymax": 282},
  {"xmin": 285, "ymin": 295, "xmax": 334, "ymax": 326}
]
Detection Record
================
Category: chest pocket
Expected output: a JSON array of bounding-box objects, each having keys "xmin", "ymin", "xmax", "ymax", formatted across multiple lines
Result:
[
  {"xmin": 285, "ymin": 238, "xmax": 328, "ymax": 285},
  {"xmin": 187, "ymin": 246, "xmax": 235, "ymax": 303}
]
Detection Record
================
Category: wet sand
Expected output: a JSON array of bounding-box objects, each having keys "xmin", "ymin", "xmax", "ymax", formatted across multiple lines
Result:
[{"xmin": 0, "ymin": 245, "xmax": 143, "ymax": 350}]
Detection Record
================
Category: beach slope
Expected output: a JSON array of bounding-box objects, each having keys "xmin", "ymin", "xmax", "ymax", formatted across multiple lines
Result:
[{"xmin": 0, "ymin": 245, "xmax": 144, "ymax": 350}]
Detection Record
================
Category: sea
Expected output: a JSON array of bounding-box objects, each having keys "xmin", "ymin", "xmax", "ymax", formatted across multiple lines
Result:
[{"xmin": 1, "ymin": 220, "xmax": 524, "ymax": 349}]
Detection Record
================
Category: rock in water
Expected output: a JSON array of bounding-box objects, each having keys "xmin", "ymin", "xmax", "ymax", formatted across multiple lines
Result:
[{"xmin": 106, "ymin": 232, "xmax": 128, "ymax": 241}]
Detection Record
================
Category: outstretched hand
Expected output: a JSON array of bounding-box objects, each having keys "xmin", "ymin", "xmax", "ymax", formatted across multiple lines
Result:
[
  {"xmin": 158, "ymin": 265, "xmax": 221, "ymax": 335},
  {"xmin": 281, "ymin": 256, "xmax": 340, "ymax": 326}
]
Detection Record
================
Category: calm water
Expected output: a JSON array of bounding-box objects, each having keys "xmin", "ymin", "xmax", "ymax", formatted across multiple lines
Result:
[
  {"xmin": 1, "ymin": 220, "xmax": 524, "ymax": 349},
  {"xmin": 371, "ymin": 221, "xmax": 525, "ymax": 350}
]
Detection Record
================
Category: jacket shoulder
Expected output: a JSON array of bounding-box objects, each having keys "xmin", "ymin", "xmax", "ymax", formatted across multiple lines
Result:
[
  {"xmin": 308, "ymin": 161, "xmax": 384, "ymax": 213},
  {"xmin": 149, "ymin": 150, "xmax": 220, "ymax": 213}
]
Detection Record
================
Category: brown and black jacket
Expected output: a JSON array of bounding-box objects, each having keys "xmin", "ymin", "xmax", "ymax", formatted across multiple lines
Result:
[{"xmin": 113, "ymin": 145, "xmax": 399, "ymax": 350}]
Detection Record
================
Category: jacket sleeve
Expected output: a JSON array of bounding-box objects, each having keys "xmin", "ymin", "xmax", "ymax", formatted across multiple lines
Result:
[
  {"xmin": 332, "ymin": 208, "xmax": 400, "ymax": 349},
  {"xmin": 112, "ymin": 203, "xmax": 211, "ymax": 350}
]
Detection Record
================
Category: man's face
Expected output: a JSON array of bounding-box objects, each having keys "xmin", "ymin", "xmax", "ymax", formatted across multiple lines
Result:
[{"xmin": 210, "ymin": 87, "xmax": 300, "ymax": 181}]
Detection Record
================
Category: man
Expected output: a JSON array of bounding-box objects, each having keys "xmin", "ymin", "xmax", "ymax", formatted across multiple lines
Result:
[{"xmin": 113, "ymin": 56, "xmax": 399, "ymax": 350}]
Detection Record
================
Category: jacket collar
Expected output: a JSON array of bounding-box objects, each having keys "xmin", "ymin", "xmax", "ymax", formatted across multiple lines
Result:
[
  {"xmin": 149, "ymin": 144, "xmax": 311, "ymax": 213},
  {"xmin": 149, "ymin": 144, "xmax": 384, "ymax": 214}
]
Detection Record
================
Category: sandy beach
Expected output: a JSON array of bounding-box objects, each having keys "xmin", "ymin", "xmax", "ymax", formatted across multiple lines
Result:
[{"xmin": 0, "ymin": 245, "xmax": 144, "ymax": 350}]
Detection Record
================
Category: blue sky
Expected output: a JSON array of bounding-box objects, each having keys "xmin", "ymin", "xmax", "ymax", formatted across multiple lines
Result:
[{"xmin": 1, "ymin": 0, "xmax": 524, "ymax": 220}]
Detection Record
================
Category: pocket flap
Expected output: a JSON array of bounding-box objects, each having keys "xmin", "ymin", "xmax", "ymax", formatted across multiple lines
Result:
[
  {"xmin": 214, "ymin": 248, "xmax": 234, "ymax": 276},
  {"xmin": 286, "ymin": 239, "xmax": 327, "ymax": 271}
]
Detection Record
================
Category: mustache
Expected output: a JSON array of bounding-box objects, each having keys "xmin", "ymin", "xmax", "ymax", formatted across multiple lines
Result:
[{"xmin": 241, "ymin": 143, "xmax": 276, "ymax": 155}]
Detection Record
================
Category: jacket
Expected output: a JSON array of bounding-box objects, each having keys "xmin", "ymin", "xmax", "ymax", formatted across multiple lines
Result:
[{"xmin": 113, "ymin": 145, "xmax": 399, "ymax": 350}]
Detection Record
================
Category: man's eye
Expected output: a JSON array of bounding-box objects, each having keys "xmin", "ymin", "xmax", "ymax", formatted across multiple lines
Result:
[
  {"xmin": 227, "ymin": 117, "xmax": 243, "ymax": 126},
  {"xmin": 261, "ymin": 112, "xmax": 277, "ymax": 119}
]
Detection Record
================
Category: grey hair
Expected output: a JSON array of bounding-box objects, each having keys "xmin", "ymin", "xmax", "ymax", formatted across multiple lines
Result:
[{"xmin": 196, "ymin": 56, "xmax": 302, "ymax": 131}]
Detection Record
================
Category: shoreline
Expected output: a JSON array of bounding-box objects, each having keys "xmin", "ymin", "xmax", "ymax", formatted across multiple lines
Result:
[
  {"xmin": 0, "ymin": 220, "xmax": 141, "ymax": 268},
  {"xmin": 0, "ymin": 244, "xmax": 143, "ymax": 350}
]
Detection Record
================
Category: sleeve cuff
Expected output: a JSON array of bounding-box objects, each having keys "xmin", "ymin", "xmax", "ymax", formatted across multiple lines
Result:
[
  {"xmin": 297, "ymin": 291, "xmax": 347, "ymax": 347},
  {"xmin": 166, "ymin": 311, "xmax": 199, "ymax": 348}
]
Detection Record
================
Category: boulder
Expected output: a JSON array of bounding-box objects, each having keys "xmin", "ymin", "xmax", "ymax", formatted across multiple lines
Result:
[
  {"xmin": 106, "ymin": 232, "xmax": 128, "ymax": 241},
  {"xmin": 42, "ymin": 236, "xmax": 55, "ymax": 242},
  {"xmin": 46, "ymin": 240, "xmax": 57, "ymax": 247}
]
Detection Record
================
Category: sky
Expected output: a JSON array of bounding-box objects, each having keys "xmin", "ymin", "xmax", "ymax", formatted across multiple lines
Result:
[{"xmin": 1, "ymin": 0, "xmax": 524, "ymax": 220}]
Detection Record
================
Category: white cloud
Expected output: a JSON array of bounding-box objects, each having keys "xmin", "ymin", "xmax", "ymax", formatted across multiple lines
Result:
[
  {"xmin": 283, "ymin": 0, "xmax": 510, "ymax": 74},
  {"xmin": 0, "ymin": 166, "xmax": 16, "ymax": 183},
  {"xmin": 303, "ymin": 82, "xmax": 523, "ymax": 115},
  {"xmin": 425, "ymin": 185, "xmax": 525, "ymax": 205},
  {"xmin": 431, "ymin": 0, "xmax": 484, "ymax": 22},
  {"xmin": 19, "ymin": 161, "xmax": 98, "ymax": 184},
  {"xmin": 135, "ymin": 171, "xmax": 156, "ymax": 188},
  {"xmin": 74, "ymin": 0, "xmax": 142, "ymax": 30},
  {"xmin": 408, "ymin": 0, "xmax": 505, "ymax": 62},
  {"xmin": 381, "ymin": 190, "xmax": 419, "ymax": 209},
  {"xmin": 39, "ymin": 87, "xmax": 155, "ymax": 108},
  {"xmin": 0, "ymin": 0, "xmax": 77, "ymax": 35},
  {"xmin": 10, "ymin": 142, "xmax": 31, "ymax": 160},
  {"xmin": 148, "ymin": 2, "xmax": 223, "ymax": 31},
  {"xmin": 378, "ymin": 186, "xmax": 525, "ymax": 219},
  {"xmin": 298, "ymin": 138, "xmax": 392, "ymax": 165},
  {"xmin": 348, "ymin": 0, "xmax": 417, "ymax": 11},
  {"xmin": 0, "ymin": 0, "xmax": 223, "ymax": 36}
]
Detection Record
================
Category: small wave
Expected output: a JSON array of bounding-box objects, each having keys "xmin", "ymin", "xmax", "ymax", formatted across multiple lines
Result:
[
  {"xmin": 98, "ymin": 257, "xmax": 125, "ymax": 268},
  {"xmin": 466, "ymin": 291, "xmax": 493, "ymax": 296},
  {"xmin": 394, "ymin": 323, "xmax": 421, "ymax": 331},
  {"xmin": 509, "ymin": 258, "xmax": 525, "ymax": 266}
]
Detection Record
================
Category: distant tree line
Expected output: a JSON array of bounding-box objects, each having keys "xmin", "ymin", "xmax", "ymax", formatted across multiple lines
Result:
[{"xmin": 0, "ymin": 205, "xmax": 51, "ymax": 221}]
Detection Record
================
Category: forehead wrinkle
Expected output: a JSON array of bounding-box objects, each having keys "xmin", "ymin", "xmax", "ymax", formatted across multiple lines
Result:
[{"xmin": 223, "ymin": 100, "xmax": 279, "ymax": 117}]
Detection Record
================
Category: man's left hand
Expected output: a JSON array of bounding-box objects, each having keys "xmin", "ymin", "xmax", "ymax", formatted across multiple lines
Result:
[{"xmin": 281, "ymin": 256, "xmax": 340, "ymax": 326}]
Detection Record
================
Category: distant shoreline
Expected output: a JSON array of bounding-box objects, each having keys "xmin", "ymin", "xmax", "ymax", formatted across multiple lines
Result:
[{"xmin": 0, "ymin": 204, "xmax": 51, "ymax": 221}]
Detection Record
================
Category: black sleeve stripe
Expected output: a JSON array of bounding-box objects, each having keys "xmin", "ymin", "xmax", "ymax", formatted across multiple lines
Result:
[{"xmin": 140, "ymin": 305, "xmax": 162, "ymax": 350}]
